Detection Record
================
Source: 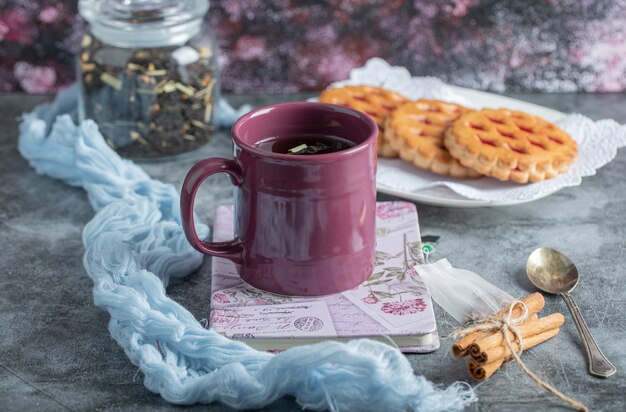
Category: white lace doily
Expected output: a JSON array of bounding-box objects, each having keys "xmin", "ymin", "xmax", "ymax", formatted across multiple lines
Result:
[{"xmin": 330, "ymin": 58, "xmax": 626, "ymax": 203}]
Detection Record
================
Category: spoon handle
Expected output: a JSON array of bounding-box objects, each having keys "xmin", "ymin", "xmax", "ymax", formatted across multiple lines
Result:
[{"xmin": 560, "ymin": 292, "xmax": 616, "ymax": 378}]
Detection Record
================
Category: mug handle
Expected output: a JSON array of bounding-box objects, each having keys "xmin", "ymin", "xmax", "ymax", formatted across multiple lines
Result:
[{"xmin": 181, "ymin": 158, "xmax": 244, "ymax": 264}]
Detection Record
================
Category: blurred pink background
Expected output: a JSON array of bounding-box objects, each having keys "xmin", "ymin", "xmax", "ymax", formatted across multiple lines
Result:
[{"xmin": 1, "ymin": 0, "xmax": 625, "ymax": 93}]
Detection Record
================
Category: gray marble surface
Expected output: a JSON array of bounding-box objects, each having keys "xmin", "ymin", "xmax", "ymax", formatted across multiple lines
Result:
[{"xmin": 1, "ymin": 92, "xmax": 625, "ymax": 411}]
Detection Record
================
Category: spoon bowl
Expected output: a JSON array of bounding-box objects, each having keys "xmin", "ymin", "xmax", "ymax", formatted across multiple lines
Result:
[
  {"xmin": 526, "ymin": 247, "xmax": 616, "ymax": 378},
  {"xmin": 526, "ymin": 247, "xmax": 579, "ymax": 294}
]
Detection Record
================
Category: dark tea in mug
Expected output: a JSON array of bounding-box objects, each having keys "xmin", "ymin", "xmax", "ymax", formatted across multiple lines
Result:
[{"xmin": 255, "ymin": 134, "xmax": 356, "ymax": 155}]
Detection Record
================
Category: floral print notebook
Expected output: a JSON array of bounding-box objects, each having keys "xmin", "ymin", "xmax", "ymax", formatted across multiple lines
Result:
[{"xmin": 209, "ymin": 202, "xmax": 439, "ymax": 353}]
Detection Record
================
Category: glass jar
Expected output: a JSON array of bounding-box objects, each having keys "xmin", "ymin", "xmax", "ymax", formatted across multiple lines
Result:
[{"xmin": 77, "ymin": 0, "xmax": 219, "ymax": 159}]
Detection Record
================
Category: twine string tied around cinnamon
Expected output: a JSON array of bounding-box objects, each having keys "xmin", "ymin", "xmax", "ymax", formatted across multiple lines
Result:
[{"xmin": 453, "ymin": 300, "xmax": 529, "ymax": 353}]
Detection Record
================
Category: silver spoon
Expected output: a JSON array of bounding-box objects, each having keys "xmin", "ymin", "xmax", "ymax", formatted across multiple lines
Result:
[{"xmin": 526, "ymin": 247, "xmax": 616, "ymax": 378}]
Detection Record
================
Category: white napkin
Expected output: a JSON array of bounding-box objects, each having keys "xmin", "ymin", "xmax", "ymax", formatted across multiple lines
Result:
[{"xmin": 331, "ymin": 58, "xmax": 626, "ymax": 202}]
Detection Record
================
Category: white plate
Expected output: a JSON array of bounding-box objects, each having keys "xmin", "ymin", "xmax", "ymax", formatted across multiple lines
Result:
[{"xmin": 376, "ymin": 86, "xmax": 566, "ymax": 208}]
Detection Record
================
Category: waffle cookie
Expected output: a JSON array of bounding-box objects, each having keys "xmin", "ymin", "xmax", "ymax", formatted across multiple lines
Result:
[
  {"xmin": 319, "ymin": 85, "xmax": 409, "ymax": 157},
  {"xmin": 444, "ymin": 109, "xmax": 578, "ymax": 184},
  {"xmin": 384, "ymin": 99, "xmax": 481, "ymax": 178}
]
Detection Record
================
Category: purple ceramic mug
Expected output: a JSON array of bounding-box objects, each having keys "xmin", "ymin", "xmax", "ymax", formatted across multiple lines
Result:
[{"xmin": 181, "ymin": 102, "xmax": 377, "ymax": 296}]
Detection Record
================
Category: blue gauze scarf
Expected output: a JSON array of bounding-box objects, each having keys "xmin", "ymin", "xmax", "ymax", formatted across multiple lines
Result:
[{"xmin": 17, "ymin": 85, "xmax": 476, "ymax": 411}]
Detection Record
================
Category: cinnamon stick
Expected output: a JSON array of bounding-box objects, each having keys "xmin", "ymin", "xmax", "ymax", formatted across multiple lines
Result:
[
  {"xmin": 468, "ymin": 313, "xmax": 564, "ymax": 358},
  {"xmin": 471, "ymin": 327, "xmax": 561, "ymax": 365},
  {"xmin": 468, "ymin": 357, "xmax": 505, "ymax": 381},
  {"xmin": 451, "ymin": 292, "xmax": 545, "ymax": 358}
]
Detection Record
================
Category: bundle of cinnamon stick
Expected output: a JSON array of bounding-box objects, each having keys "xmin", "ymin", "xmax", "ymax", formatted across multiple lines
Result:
[{"xmin": 452, "ymin": 292, "xmax": 564, "ymax": 381}]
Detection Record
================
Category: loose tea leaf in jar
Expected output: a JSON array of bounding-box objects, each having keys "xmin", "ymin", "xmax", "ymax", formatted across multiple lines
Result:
[{"xmin": 80, "ymin": 34, "xmax": 217, "ymax": 158}]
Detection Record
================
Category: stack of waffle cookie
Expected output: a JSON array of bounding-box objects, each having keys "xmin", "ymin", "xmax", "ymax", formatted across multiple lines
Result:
[{"xmin": 320, "ymin": 86, "xmax": 578, "ymax": 184}]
